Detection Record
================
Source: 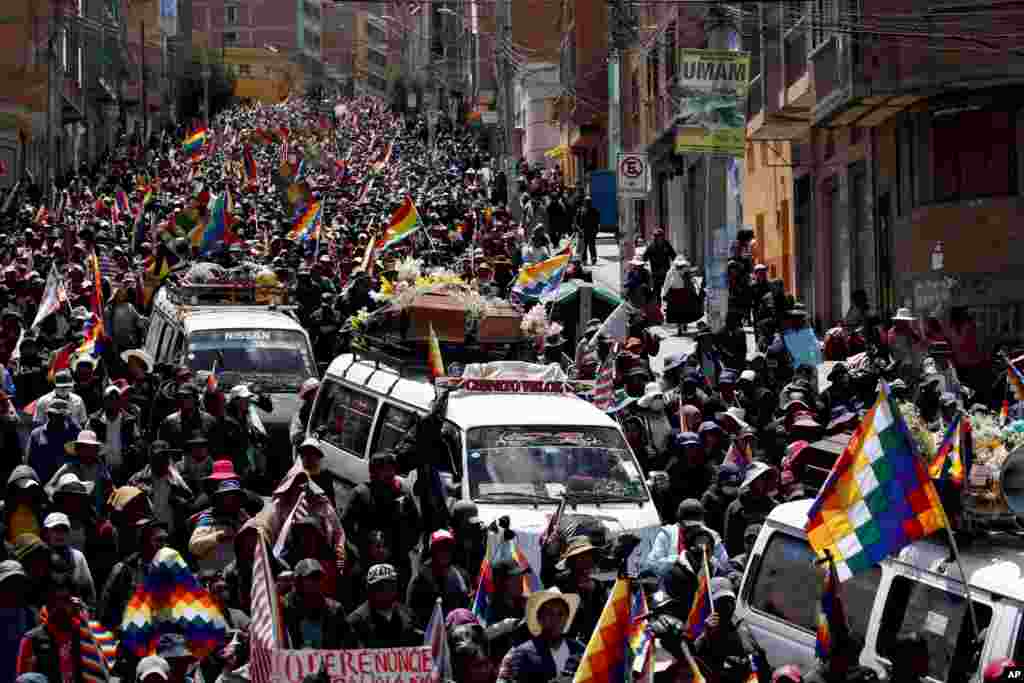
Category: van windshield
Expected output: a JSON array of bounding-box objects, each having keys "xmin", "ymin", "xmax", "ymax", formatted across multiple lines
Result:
[
  {"xmin": 465, "ymin": 426, "xmax": 647, "ymax": 503},
  {"xmin": 188, "ymin": 329, "xmax": 315, "ymax": 391}
]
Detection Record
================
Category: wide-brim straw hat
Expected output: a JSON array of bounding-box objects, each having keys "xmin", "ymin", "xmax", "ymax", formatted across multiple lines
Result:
[{"xmin": 525, "ymin": 587, "xmax": 580, "ymax": 638}]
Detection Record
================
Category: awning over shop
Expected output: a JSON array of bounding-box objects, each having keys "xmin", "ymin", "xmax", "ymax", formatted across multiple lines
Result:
[
  {"xmin": 550, "ymin": 280, "xmax": 622, "ymax": 307},
  {"xmin": 570, "ymin": 132, "xmax": 600, "ymax": 151}
]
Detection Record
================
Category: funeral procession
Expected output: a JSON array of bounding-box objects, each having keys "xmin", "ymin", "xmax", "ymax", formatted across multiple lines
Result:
[{"xmin": 3, "ymin": 0, "xmax": 1024, "ymax": 681}]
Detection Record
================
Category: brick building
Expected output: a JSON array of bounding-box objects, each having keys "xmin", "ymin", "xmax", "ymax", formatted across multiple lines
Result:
[
  {"xmin": 746, "ymin": 0, "xmax": 1024, "ymax": 345},
  {"xmin": 0, "ymin": 0, "xmax": 146, "ymax": 188},
  {"xmin": 506, "ymin": 0, "xmax": 561, "ymax": 166},
  {"xmin": 192, "ymin": 0, "xmax": 325, "ymax": 102}
]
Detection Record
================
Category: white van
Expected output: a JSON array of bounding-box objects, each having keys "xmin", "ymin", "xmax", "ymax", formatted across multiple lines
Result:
[
  {"xmin": 306, "ymin": 354, "xmax": 663, "ymax": 569},
  {"xmin": 145, "ymin": 284, "xmax": 317, "ymax": 467},
  {"xmin": 736, "ymin": 499, "xmax": 1024, "ymax": 682}
]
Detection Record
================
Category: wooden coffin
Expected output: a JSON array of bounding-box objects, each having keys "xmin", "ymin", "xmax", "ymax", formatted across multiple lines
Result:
[
  {"xmin": 479, "ymin": 301, "xmax": 523, "ymax": 343},
  {"xmin": 404, "ymin": 292, "xmax": 466, "ymax": 342}
]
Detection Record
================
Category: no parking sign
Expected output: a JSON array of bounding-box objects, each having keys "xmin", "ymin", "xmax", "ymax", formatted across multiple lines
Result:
[{"xmin": 617, "ymin": 153, "xmax": 649, "ymax": 198}]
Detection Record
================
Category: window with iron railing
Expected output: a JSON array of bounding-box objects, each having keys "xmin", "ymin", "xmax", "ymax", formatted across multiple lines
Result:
[
  {"xmin": 223, "ymin": 32, "xmax": 239, "ymax": 47},
  {"xmin": 225, "ymin": 4, "xmax": 239, "ymax": 26}
]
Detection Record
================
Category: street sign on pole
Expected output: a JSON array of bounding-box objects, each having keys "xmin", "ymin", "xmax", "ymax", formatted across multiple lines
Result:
[{"xmin": 617, "ymin": 153, "xmax": 649, "ymax": 198}]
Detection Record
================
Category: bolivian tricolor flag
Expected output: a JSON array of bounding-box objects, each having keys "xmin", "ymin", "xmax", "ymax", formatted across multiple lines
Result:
[
  {"xmin": 183, "ymin": 128, "xmax": 208, "ymax": 156},
  {"xmin": 377, "ymin": 196, "xmax": 422, "ymax": 250},
  {"xmin": 427, "ymin": 324, "xmax": 444, "ymax": 379}
]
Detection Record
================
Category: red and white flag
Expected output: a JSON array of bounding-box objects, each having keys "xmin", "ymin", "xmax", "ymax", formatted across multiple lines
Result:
[
  {"xmin": 31, "ymin": 264, "xmax": 68, "ymax": 330},
  {"xmin": 249, "ymin": 532, "xmax": 287, "ymax": 682}
]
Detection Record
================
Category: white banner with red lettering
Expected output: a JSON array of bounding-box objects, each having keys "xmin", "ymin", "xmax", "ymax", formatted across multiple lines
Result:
[{"xmin": 251, "ymin": 646, "xmax": 434, "ymax": 683}]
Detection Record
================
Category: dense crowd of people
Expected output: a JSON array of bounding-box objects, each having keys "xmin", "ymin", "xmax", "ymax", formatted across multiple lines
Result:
[{"xmin": 0, "ymin": 91, "xmax": 1018, "ymax": 683}]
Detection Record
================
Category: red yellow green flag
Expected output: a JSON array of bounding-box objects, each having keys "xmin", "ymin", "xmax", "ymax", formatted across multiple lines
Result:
[
  {"xmin": 428, "ymin": 324, "xmax": 444, "ymax": 379},
  {"xmin": 376, "ymin": 195, "xmax": 422, "ymax": 251}
]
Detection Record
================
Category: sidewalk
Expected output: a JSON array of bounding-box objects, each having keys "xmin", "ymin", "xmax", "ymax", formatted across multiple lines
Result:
[{"xmin": 582, "ymin": 235, "xmax": 756, "ymax": 372}]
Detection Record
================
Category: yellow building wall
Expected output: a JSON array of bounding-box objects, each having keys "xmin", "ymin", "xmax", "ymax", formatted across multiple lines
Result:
[{"xmin": 743, "ymin": 140, "xmax": 795, "ymax": 291}]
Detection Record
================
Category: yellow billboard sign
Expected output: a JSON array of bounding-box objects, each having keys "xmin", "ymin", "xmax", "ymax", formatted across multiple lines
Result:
[{"xmin": 673, "ymin": 49, "xmax": 750, "ymax": 157}]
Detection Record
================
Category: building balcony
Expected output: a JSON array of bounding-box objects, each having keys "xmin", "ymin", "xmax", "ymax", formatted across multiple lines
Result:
[
  {"xmin": 782, "ymin": 17, "xmax": 813, "ymax": 114},
  {"xmin": 810, "ymin": 35, "xmax": 925, "ymax": 129},
  {"xmin": 745, "ymin": 6, "xmax": 812, "ymax": 141}
]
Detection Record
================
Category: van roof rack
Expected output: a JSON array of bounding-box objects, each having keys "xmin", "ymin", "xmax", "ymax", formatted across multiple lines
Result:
[
  {"xmin": 349, "ymin": 334, "xmax": 527, "ymax": 380},
  {"xmin": 163, "ymin": 279, "xmax": 292, "ymax": 306}
]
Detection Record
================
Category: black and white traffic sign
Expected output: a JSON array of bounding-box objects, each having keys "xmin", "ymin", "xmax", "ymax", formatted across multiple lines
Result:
[{"xmin": 617, "ymin": 153, "xmax": 649, "ymax": 197}]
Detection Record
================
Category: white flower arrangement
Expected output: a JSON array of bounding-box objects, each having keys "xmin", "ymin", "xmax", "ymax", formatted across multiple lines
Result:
[
  {"xmin": 521, "ymin": 304, "xmax": 549, "ymax": 338},
  {"xmin": 395, "ymin": 256, "xmax": 422, "ymax": 283}
]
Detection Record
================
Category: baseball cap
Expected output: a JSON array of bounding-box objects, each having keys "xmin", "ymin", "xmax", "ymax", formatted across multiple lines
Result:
[
  {"xmin": 662, "ymin": 352, "xmax": 686, "ymax": 373},
  {"xmin": 430, "ymin": 529, "xmax": 455, "ymax": 549},
  {"xmin": 674, "ymin": 431, "xmax": 701, "ymax": 448},
  {"xmin": 293, "ymin": 558, "xmax": 325, "ymax": 577},
  {"xmin": 43, "ymin": 512, "xmax": 71, "ymax": 529},
  {"xmin": 0, "ymin": 560, "xmax": 27, "ymax": 585},
  {"xmin": 156, "ymin": 633, "xmax": 192, "ymax": 660},
  {"xmin": 366, "ymin": 563, "xmax": 398, "ymax": 586},
  {"xmin": 676, "ymin": 499, "xmax": 705, "ymax": 526},
  {"xmin": 136, "ymin": 655, "xmax": 170, "ymax": 681},
  {"xmin": 370, "ymin": 451, "xmax": 398, "ymax": 467}
]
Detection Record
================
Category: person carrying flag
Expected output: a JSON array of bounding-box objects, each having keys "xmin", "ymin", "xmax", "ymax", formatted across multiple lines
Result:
[{"xmin": 693, "ymin": 576, "xmax": 768, "ymax": 683}]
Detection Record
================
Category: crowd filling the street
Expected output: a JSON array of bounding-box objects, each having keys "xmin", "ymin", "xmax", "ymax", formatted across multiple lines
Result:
[{"xmin": 2, "ymin": 93, "xmax": 1024, "ymax": 683}]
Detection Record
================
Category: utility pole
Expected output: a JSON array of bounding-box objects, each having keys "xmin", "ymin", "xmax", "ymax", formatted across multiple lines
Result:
[
  {"xmin": 609, "ymin": 0, "xmax": 635, "ymax": 289},
  {"xmin": 141, "ymin": 19, "xmax": 147, "ymax": 142},
  {"xmin": 702, "ymin": 5, "xmax": 741, "ymax": 332}
]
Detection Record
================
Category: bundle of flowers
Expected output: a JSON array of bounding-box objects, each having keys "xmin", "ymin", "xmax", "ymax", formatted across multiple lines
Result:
[
  {"xmin": 520, "ymin": 304, "xmax": 549, "ymax": 339},
  {"xmin": 371, "ymin": 270, "xmax": 468, "ymax": 307}
]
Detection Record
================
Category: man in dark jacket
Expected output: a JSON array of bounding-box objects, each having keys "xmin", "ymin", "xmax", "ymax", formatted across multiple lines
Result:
[
  {"xmin": 575, "ymin": 197, "xmax": 601, "ymax": 266},
  {"xmin": 342, "ymin": 451, "xmax": 421, "ymax": 583},
  {"xmin": 157, "ymin": 384, "xmax": 216, "ymax": 452},
  {"xmin": 406, "ymin": 529, "xmax": 471, "ymax": 628},
  {"xmin": 346, "ymin": 563, "xmax": 419, "ymax": 649},
  {"xmin": 642, "ymin": 228, "xmax": 677, "ymax": 302},
  {"xmin": 86, "ymin": 384, "xmax": 142, "ymax": 485},
  {"xmin": 283, "ymin": 558, "xmax": 351, "ymax": 649},
  {"xmin": 546, "ymin": 193, "xmax": 568, "ymax": 246},
  {"xmin": 693, "ymin": 577, "xmax": 767, "ymax": 683},
  {"xmin": 804, "ymin": 635, "xmax": 880, "ymax": 683},
  {"xmin": 16, "ymin": 574, "xmax": 89, "ymax": 681},
  {"xmin": 723, "ymin": 462, "xmax": 780, "ymax": 557},
  {"xmin": 99, "ymin": 519, "xmax": 168, "ymax": 632},
  {"xmin": 495, "ymin": 588, "xmax": 585, "ymax": 683},
  {"xmin": 701, "ymin": 462, "xmax": 742, "ymax": 536}
]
